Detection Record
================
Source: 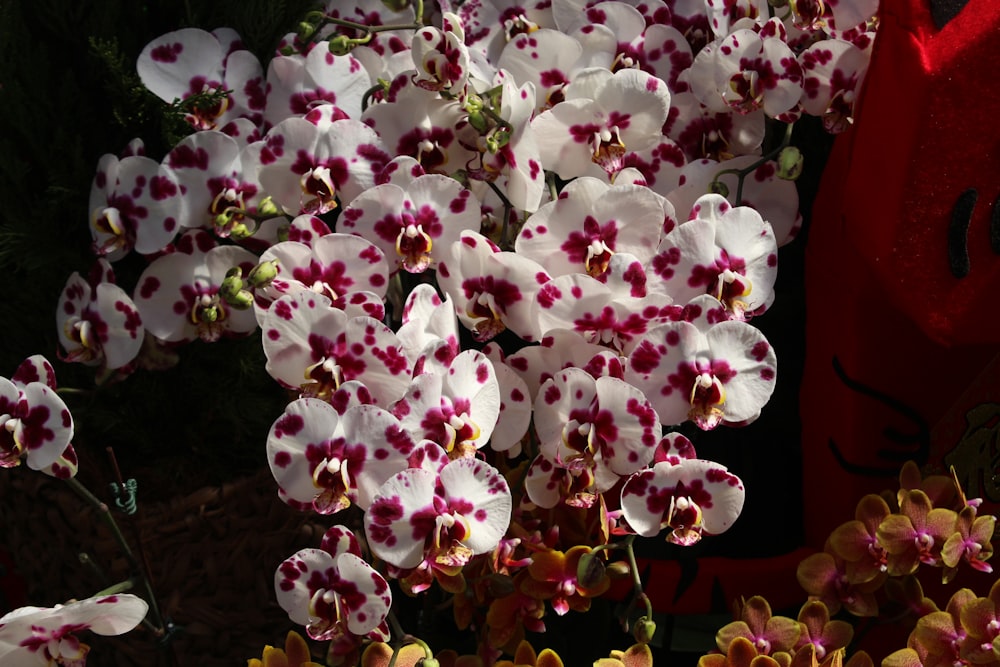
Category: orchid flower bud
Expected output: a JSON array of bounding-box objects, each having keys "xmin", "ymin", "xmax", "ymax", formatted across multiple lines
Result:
[
  {"xmin": 468, "ymin": 110, "xmax": 490, "ymax": 134},
  {"xmin": 247, "ymin": 260, "xmax": 279, "ymax": 288},
  {"xmin": 297, "ymin": 22, "xmax": 316, "ymax": 41},
  {"xmin": 777, "ymin": 146, "xmax": 804, "ymax": 180},
  {"xmin": 575, "ymin": 548, "xmax": 607, "ymax": 589},
  {"xmin": 219, "ymin": 268, "xmax": 244, "ymax": 300},
  {"xmin": 709, "ymin": 179, "xmax": 730, "ymax": 197},
  {"xmin": 229, "ymin": 221, "xmax": 252, "ymax": 239},
  {"xmin": 257, "ymin": 196, "xmax": 279, "ymax": 217},
  {"xmin": 486, "ymin": 129, "xmax": 510, "ymax": 154},
  {"xmin": 214, "ymin": 210, "xmax": 234, "ymax": 230},
  {"xmin": 633, "ymin": 617, "xmax": 657, "ymax": 644},
  {"xmin": 228, "ymin": 289, "xmax": 255, "ymax": 310},
  {"xmin": 328, "ymin": 35, "xmax": 354, "ymax": 56},
  {"xmin": 606, "ymin": 560, "xmax": 631, "ymax": 578}
]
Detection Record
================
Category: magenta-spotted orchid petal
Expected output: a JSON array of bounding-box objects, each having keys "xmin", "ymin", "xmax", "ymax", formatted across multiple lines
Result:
[
  {"xmin": 535, "ymin": 272, "xmax": 677, "ymax": 355},
  {"xmin": 163, "ymin": 130, "xmax": 267, "ymax": 237},
  {"xmin": 481, "ymin": 343, "xmax": 532, "ymax": 456},
  {"xmin": 497, "ymin": 29, "xmax": 584, "ymax": 114},
  {"xmin": 626, "ymin": 317, "xmax": 776, "ymax": 429},
  {"xmin": 275, "ymin": 529, "xmax": 391, "ymax": 641},
  {"xmin": 365, "ymin": 457, "xmax": 512, "ymax": 571},
  {"xmin": 460, "ymin": 0, "xmax": 555, "ymax": 63},
  {"xmin": 376, "ymin": 156, "xmax": 428, "ymax": 188},
  {"xmin": 11, "ymin": 356, "xmax": 58, "ymax": 390},
  {"xmin": 824, "ymin": 0, "xmax": 879, "ymax": 31},
  {"xmin": 0, "ymin": 377, "xmax": 74, "ymax": 475},
  {"xmin": 469, "ymin": 75, "xmax": 545, "ymax": 213},
  {"xmin": 89, "ymin": 154, "xmax": 182, "ymax": 261},
  {"xmin": 133, "ymin": 234, "xmax": 259, "ymax": 343},
  {"xmin": 559, "ymin": 2, "xmax": 693, "ymax": 93},
  {"xmin": 703, "ymin": 0, "xmax": 766, "ymax": 38},
  {"xmin": 396, "ymin": 284, "xmax": 460, "ymax": 367},
  {"xmin": 323, "ymin": 0, "xmax": 416, "ymax": 58},
  {"xmin": 693, "ymin": 27, "xmax": 804, "ymax": 118},
  {"xmin": 620, "ymin": 458, "xmax": 745, "ymax": 545},
  {"xmin": 392, "ymin": 350, "xmax": 500, "ymax": 458},
  {"xmin": 57, "ymin": 260, "xmax": 143, "ymax": 371},
  {"xmin": 799, "ymin": 39, "xmax": 870, "ymax": 134},
  {"xmin": 654, "ymin": 432, "xmax": 699, "ymax": 464},
  {"xmin": 254, "ymin": 234, "xmax": 389, "ymax": 323},
  {"xmin": 506, "ymin": 329, "xmax": 608, "ymax": 401},
  {"xmin": 532, "ymin": 67, "xmax": 671, "ymax": 179},
  {"xmin": 257, "ymin": 117, "xmax": 390, "ymax": 215},
  {"xmin": 649, "ymin": 193, "xmax": 778, "ymax": 319},
  {"xmin": 436, "ymin": 231, "xmax": 551, "ymax": 343},
  {"xmin": 516, "ymin": 177, "xmax": 665, "ymax": 279},
  {"xmin": 0, "ymin": 594, "xmax": 148, "ymax": 667},
  {"xmin": 664, "ymin": 90, "xmax": 766, "ymax": 163},
  {"xmin": 410, "ymin": 14, "xmax": 471, "ymax": 94},
  {"xmin": 261, "ymin": 291, "xmax": 411, "ymax": 406},
  {"xmin": 264, "ymin": 46, "xmax": 371, "ymax": 127},
  {"xmin": 137, "ymin": 28, "xmax": 266, "ymax": 132},
  {"xmin": 339, "ymin": 174, "xmax": 480, "ymax": 275},
  {"xmin": 533, "ymin": 368, "xmax": 659, "ymax": 483},
  {"xmin": 362, "ymin": 83, "xmax": 479, "ymax": 176},
  {"xmin": 7, "ymin": 358, "xmax": 77, "ymax": 480},
  {"xmin": 286, "ymin": 214, "xmax": 333, "ymax": 246},
  {"xmin": 267, "ymin": 398, "xmax": 415, "ymax": 514},
  {"xmin": 667, "ymin": 157, "xmax": 801, "ymax": 246}
]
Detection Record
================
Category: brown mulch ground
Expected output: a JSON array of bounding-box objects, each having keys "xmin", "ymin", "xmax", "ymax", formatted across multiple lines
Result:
[{"xmin": 1, "ymin": 463, "xmax": 327, "ymax": 667}]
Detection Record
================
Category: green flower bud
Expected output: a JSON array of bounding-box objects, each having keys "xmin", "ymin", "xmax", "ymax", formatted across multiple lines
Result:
[
  {"xmin": 219, "ymin": 272, "xmax": 244, "ymax": 300},
  {"xmin": 228, "ymin": 289, "xmax": 255, "ymax": 310},
  {"xmin": 214, "ymin": 210, "xmax": 234, "ymax": 230},
  {"xmin": 468, "ymin": 110, "xmax": 490, "ymax": 134},
  {"xmin": 297, "ymin": 22, "xmax": 316, "ymax": 41},
  {"xmin": 247, "ymin": 260, "xmax": 279, "ymax": 288},
  {"xmin": 605, "ymin": 560, "xmax": 631, "ymax": 578},
  {"xmin": 328, "ymin": 35, "xmax": 354, "ymax": 56},
  {"xmin": 229, "ymin": 222, "xmax": 252, "ymax": 240},
  {"xmin": 777, "ymin": 146, "xmax": 804, "ymax": 181},
  {"xmin": 485, "ymin": 129, "xmax": 510, "ymax": 154},
  {"xmin": 418, "ymin": 659, "xmax": 440, "ymax": 667},
  {"xmin": 575, "ymin": 549, "xmax": 607, "ymax": 590},
  {"xmin": 708, "ymin": 180, "xmax": 730, "ymax": 198},
  {"xmin": 257, "ymin": 196, "xmax": 279, "ymax": 218},
  {"xmin": 633, "ymin": 617, "xmax": 657, "ymax": 645},
  {"xmin": 465, "ymin": 94, "xmax": 484, "ymax": 113}
]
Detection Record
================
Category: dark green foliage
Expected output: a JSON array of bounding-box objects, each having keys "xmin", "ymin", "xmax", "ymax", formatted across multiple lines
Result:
[{"xmin": 0, "ymin": 0, "xmax": 316, "ymax": 484}]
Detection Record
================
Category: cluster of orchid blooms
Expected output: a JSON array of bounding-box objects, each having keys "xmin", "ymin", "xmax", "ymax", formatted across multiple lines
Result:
[
  {"xmin": 701, "ymin": 463, "xmax": 1000, "ymax": 667},
  {"xmin": 0, "ymin": 0, "xmax": 906, "ymax": 664}
]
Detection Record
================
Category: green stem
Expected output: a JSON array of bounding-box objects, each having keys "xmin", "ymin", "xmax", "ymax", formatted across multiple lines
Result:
[
  {"xmin": 385, "ymin": 608, "xmax": 435, "ymax": 667},
  {"xmin": 546, "ymin": 171, "xmax": 559, "ymax": 201},
  {"xmin": 711, "ymin": 121, "xmax": 795, "ymax": 204},
  {"xmin": 94, "ymin": 577, "xmax": 136, "ymax": 596},
  {"xmin": 64, "ymin": 477, "xmax": 167, "ymax": 637},
  {"xmin": 78, "ymin": 553, "xmax": 110, "ymax": 587},
  {"xmin": 623, "ymin": 535, "xmax": 653, "ymax": 621},
  {"xmin": 326, "ymin": 17, "xmax": 422, "ymax": 34},
  {"xmin": 485, "ymin": 180, "xmax": 515, "ymax": 251}
]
